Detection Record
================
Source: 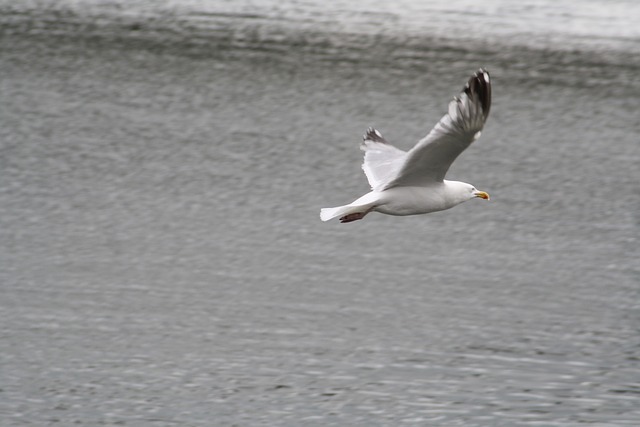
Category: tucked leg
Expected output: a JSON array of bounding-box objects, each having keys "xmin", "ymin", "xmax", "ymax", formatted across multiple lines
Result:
[{"xmin": 339, "ymin": 208, "xmax": 372, "ymax": 223}]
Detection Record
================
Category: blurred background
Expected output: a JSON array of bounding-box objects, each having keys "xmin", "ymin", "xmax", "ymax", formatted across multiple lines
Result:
[{"xmin": 1, "ymin": 1, "xmax": 639, "ymax": 425}]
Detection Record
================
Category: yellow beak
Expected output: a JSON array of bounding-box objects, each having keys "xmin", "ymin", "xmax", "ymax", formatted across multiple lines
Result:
[{"xmin": 475, "ymin": 191, "xmax": 490, "ymax": 200}]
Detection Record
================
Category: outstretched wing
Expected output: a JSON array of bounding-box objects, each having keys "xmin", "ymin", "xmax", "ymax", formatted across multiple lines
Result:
[
  {"xmin": 383, "ymin": 69, "xmax": 491, "ymax": 189},
  {"xmin": 360, "ymin": 127, "xmax": 407, "ymax": 191}
]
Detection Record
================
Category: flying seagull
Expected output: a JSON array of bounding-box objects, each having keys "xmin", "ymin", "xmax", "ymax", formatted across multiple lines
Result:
[{"xmin": 320, "ymin": 68, "xmax": 491, "ymax": 223}]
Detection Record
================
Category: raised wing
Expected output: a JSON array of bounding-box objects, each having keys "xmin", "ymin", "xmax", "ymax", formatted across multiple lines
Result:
[
  {"xmin": 383, "ymin": 69, "xmax": 491, "ymax": 189},
  {"xmin": 360, "ymin": 128, "xmax": 407, "ymax": 191}
]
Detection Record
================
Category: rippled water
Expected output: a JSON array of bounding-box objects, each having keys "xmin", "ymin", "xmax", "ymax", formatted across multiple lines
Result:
[{"xmin": 1, "ymin": 1, "xmax": 639, "ymax": 426}]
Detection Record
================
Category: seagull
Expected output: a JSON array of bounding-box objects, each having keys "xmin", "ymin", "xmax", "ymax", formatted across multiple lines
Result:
[{"xmin": 320, "ymin": 68, "xmax": 492, "ymax": 223}]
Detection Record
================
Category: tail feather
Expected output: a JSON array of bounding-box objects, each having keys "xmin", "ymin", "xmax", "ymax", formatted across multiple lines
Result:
[
  {"xmin": 320, "ymin": 204, "xmax": 372, "ymax": 222},
  {"xmin": 320, "ymin": 205, "xmax": 352, "ymax": 222}
]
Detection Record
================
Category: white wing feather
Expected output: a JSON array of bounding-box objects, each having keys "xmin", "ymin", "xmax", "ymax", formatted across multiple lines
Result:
[{"xmin": 360, "ymin": 128, "xmax": 407, "ymax": 191}]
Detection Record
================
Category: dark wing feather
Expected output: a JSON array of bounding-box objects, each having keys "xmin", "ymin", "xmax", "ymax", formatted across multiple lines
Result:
[{"xmin": 383, "ymin": 69, "xmax": 491, "ymax": 188}]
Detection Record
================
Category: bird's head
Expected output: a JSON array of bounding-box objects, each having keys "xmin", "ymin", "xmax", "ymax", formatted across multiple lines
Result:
[{"xmin": 450, "ymin": 181, "xmax": 490, "ymax": 202}]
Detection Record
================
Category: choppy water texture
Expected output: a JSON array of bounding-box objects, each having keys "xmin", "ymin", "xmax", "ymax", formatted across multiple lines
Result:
[{"xmin": 1, "ymin": 1, "xmax": 639, "ymax": 426}]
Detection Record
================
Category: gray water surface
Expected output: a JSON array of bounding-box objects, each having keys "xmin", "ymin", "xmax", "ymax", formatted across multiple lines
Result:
[{"xmin": 1, "ymin": 1, "xmax": 639, "ymax": 426}]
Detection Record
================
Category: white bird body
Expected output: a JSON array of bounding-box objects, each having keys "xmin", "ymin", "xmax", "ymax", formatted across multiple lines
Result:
[
  {"xmin": 320, "ymin": 181, "xmax": 482, "ymax": 222},
  {"xmin": 321, "ymin": 69, "xmax": 492, "ymax": 223}
]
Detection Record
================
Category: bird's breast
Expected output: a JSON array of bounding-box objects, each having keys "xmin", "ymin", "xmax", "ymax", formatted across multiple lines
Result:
[{"xmin": 373, "ymin": 186, "xmax": 450, "ymax": 216}]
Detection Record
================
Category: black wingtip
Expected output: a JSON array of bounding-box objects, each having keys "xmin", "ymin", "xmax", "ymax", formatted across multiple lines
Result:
[
  {"xmin": 464, "ymin": 68, "xmax": 491, "ymax": 119},
  {"xmin": 363, "ymin": 127, "xmax": 387, "ymax": 143}
]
